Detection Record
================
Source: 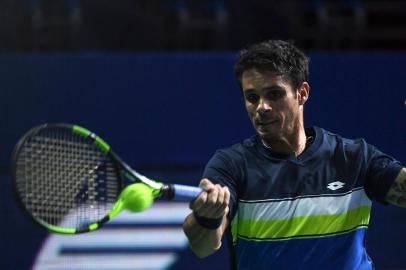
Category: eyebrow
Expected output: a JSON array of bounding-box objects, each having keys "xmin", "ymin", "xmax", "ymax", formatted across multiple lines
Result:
[
  {"xmin": 243, "ymin": 85, "xmax": 284, "ymax": 93},
  {"xmin": 263, "ymin": 86, "xmax": 285, "ymax": 91}
]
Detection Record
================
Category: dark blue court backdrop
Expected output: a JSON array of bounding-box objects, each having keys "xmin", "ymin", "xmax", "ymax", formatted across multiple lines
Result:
[{"xmin": 0, "ymin": 52, "xmax": 405, "ymax": 269}]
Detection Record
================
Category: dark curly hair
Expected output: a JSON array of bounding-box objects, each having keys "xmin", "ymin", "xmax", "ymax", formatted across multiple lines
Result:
[{"xmin": 234, "ymin": 40, "xmax": 310, "ymax": 89}]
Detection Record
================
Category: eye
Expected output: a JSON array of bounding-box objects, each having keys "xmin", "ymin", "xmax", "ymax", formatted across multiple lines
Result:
[
  {"xmin": 267, "ymin": 91, "xmax": 284, "ymax": 100},
  {"xmin": 245, "ymin": 93, "xmax": 259, "ymax": 104}
]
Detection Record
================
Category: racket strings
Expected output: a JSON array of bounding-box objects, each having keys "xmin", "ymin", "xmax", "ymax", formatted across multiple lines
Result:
[{"xmin": 15, "ymin": 128, "xmax": 120, "ymax": 230}]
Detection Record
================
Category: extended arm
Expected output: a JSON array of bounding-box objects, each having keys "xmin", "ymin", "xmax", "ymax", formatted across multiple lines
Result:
[
  {"xmin": 183, "ymin": 179, "xmax": 230, "ymax": 258},
  {"xmin": 385, "ymin": 168, "xmax": 406, "ymax": 207}
]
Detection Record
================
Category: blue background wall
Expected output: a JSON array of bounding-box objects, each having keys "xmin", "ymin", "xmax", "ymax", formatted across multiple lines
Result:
[{"xmin": 0, "ymin": 52, "xmax": 405, "ymax": 269}]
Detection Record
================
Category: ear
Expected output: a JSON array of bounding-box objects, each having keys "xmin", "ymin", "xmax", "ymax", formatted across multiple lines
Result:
[{"xmin": 297, "ymin": 82, "xmax": 310, "ymax": 106}]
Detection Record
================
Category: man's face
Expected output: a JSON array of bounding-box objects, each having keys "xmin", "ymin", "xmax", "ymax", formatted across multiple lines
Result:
[{"xmin": 241, "ymin": 69, "xmax": 305, "ymax": 143}]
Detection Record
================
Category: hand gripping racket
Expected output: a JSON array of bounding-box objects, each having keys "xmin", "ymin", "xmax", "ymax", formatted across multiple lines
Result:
[{"xmin": 11, "ymin": 123, "xmax": 202, "ymax": 234}]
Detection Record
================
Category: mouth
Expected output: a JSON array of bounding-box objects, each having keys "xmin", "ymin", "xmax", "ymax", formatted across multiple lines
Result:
[{"xmin": 256, "ymin": 119, "xmax": 278, "ymax": 127}]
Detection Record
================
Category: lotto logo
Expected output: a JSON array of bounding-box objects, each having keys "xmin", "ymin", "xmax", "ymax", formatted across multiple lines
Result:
[{"xmin": 327, "ymin": 181, "xmax": 345, "ymax": 191}]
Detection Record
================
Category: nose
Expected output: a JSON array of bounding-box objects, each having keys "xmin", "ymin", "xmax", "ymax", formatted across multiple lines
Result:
[{"xmin": 257, "ymin": 98, "xmax": 272, "ymax": 114}]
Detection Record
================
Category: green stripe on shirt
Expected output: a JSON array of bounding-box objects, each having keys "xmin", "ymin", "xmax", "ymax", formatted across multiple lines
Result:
[{"xmin": 237, "ymin": 205, "xmax": 371, "ymax": 241}]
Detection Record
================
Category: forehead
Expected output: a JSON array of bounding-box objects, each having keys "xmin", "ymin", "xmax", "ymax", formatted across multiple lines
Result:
[{"xmin": 241, "ymin": 69, "xmax": 292, "ymax": 91}]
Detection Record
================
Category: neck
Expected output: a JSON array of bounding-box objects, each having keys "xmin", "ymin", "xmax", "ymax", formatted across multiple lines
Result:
[{"xmin": 261, "ymin": 125, "xmax": 308, "ymax": 156}]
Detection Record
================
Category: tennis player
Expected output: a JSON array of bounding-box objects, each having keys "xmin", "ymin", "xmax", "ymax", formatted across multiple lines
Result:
[{"xmin": 183, "ymin": 40, "xmax": 406, "ymax": 269}]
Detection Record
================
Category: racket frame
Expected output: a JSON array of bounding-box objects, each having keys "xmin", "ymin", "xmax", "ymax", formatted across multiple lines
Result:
[{"xmin": 11, "ymin": 123, "xmax": 201, "ymax": 234}]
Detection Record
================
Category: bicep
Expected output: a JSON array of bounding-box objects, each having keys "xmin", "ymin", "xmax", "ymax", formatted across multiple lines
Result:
[
  {"xmin": 386, "ymin": 167, "xmax": 406, "ymax": 207},
  {"xmin": 362, "ymin": 143, "xmax": 403, "ymax": 203}
]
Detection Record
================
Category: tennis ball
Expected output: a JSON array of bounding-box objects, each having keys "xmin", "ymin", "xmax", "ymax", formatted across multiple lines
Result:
[{"xmin": 121, "ymin": 183, "xmax": 154, "ymax": 213}]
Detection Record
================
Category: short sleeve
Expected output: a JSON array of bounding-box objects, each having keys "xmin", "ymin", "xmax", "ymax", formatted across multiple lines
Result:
[
  {"xmin": 364, "ymin": 145, "xmax": 403, "ymax": 203},
  {"xmin": 202, "ymin": 150, "xmax": 242, "ymax": 221}
]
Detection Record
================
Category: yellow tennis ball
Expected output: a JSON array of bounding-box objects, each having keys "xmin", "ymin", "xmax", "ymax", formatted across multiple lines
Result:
[{"xmin": 121, "ymin": 183, "xmax": 154, "ymax": 213}]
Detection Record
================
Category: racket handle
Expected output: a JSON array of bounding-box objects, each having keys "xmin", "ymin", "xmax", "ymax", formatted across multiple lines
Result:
[{"xmin": 161, "ymin": 184, "xmax": 202, "ymax": 201}]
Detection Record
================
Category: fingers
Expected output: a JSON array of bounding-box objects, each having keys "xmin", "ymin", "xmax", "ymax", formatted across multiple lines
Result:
[
  {"xmin": 191, "ymin": 179, "xmax": 230, "ymax": 219},
  {"xmin": 199, "ymin": 178, "xmax": 215, "ymax": 192},
  {"xmin": 211, "ymin": 186, "xmax": 230, "ymax": 218}
]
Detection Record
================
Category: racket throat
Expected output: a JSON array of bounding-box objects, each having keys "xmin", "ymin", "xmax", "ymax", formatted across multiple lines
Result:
[{"xmin": 159, "ymin": 184, "xmax": 175, "ymax": 200}]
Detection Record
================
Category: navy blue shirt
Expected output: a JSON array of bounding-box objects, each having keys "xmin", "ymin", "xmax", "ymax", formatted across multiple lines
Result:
[{"xmin": 203, "ymin": 127, "xmax": 403, "ymax": 270}]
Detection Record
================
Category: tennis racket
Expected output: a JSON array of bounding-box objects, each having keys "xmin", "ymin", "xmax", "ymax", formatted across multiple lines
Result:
[{"xmin": 11, "ymin": 123, "xmax": 202, "ymax": 234}]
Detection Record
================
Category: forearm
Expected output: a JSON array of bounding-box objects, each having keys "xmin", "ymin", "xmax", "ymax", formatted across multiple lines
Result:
[
  {"xmin": 183, "ymin": 213, "xmax": 227, "ymax": 258},
  {"xmin": 386, "ymin": 167, "xmax": 406, "ymax": 207}
]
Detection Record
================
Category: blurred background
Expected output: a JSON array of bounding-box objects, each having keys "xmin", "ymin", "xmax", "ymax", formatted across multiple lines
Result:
[
  {"xmin": 0, "ymin": 0, "xmax": 405, "ymax": 269},
  {"xmin": 1, "ymin": 0, "xmax": 406, "ymax": 52}
]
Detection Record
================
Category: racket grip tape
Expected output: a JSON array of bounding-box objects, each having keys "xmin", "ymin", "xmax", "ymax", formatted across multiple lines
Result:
[{"xmin": 161, "ymin": 184, "xmax": 202, "ymax": 201}]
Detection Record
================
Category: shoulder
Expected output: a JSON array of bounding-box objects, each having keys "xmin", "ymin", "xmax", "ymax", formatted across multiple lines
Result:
[
  {"xmin": 204, "ymin": 135, "xmax": 259, "ymax": 174},
  {"xmin": 319, "ymin": 127, "xmax": 369, "ymax": 150},
  {"xmin": 316, "ymin": 127, "xmax": 381, "ymax": 163},
  {"xmin": 213, "ymin": 135, "xmax": 258, "ymax": 161}
]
